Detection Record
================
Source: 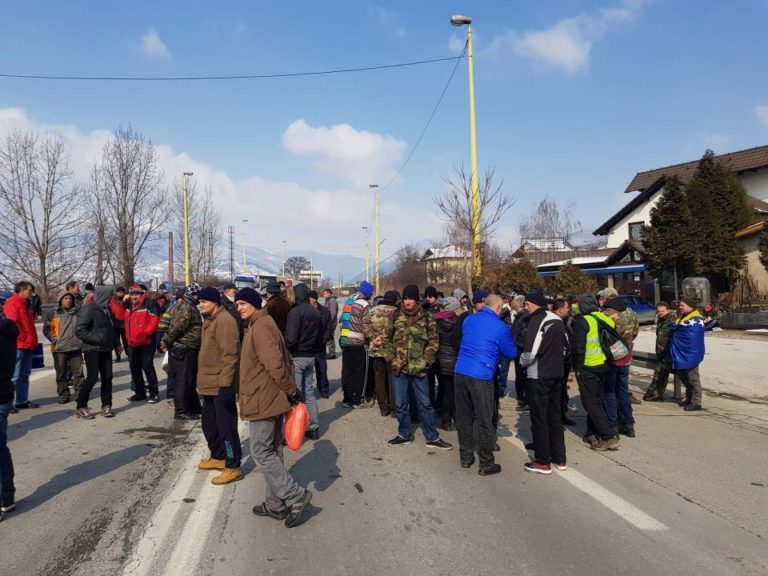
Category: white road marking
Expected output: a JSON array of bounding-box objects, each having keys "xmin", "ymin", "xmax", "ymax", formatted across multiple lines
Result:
[
  {"xmin": 122, "ymin": 421, "xmax": 251, "ymax": 576},
  {"xmin": 503, "ymin": 435, "xmax": 668, "ymax": 532}
]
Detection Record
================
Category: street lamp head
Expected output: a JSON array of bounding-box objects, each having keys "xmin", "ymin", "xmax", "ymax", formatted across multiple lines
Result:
[
  {"xmin": 450, "ymin": 14, "xmax": 472, "ymax": 26},
  {"xmin": 369, "ymin": 184, "xmax": 379, "ymax": 189},
  {"xmin": 183, "ymin": 171, "xmax": 193, "ymax": 177}
]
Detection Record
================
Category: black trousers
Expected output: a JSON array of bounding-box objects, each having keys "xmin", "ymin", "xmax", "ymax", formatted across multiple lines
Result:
[
  {"xmin": 77, "ymin": 351, "xmax": 113, "ymax": 409},
  {"xmin": 428, "ymin": 360, "xmax": 443, "ymax": 409},
  {"xmin": 201, "ymin": 391, "xmax": 242, "ymax": 468},
  {"xmin": 341, "ymin": 346, "xmax": 367, "ymax": 404},
  {"xmin": 439, "ymin": 374, "xmax": 455, "ymax": 426},
  {"xmin": 314, "ymin": 352, "xmax": 329, "ymax": 396},
  {"xmin": 129, "ymin": 344, "xmax": 158, "ymax": 397},
  {"xmin": 114, "ymin": 326, "xmax": 128, "ymax": 355},
  {"xmin": 454, "ymin": 373, "xmax": 496, "ymax": 467},
  {"xmin": 371, "ymin": 356, "xmax": 393, "ymax": 413},
  {"xmin": 576, "ymin": 368, "xmax": 614, "ymax": 439},
  {"xmin": 514, "ymin": 359, "xmax": 527, "ymax": 404},
  {"xmin": 527, "ymin": 378, "xmax": 566, "ymax": 464},
  {"xmin": 560, "ymin": 367, "xmax": 571, "ymax": 416},
  {"xmin": 169, "ymin": 346, "xmax": 200, "ymax": 415}
]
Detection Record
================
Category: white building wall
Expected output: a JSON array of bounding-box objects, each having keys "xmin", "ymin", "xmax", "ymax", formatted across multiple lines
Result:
[{"xmin": 603, "ymin": 166, "xmax": 768, "ymax": 248}]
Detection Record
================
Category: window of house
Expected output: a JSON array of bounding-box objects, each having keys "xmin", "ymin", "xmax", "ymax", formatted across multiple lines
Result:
[{"xmin": 628, "ymin": 221, "xmax": 644, "ymax": 241}]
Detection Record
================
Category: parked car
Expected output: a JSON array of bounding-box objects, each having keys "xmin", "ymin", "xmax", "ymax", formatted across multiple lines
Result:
[{"xmin": 621, "ymin": 295, "xmax": 656, "ymax": 325}]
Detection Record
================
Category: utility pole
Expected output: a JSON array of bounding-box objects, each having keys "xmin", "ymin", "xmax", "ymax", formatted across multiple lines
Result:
[
  {"xmin": 182, "ymin": 172, "xmax": 193, "ymax": 285},
  {"xmin": 168, "ymin": 231, "xmax": 174, "ymax": 283},
  {"xmin": 281, "ymin": 240, "xmax": 286, "ymax": 278},
  {"xmin": 370, "ymin": 184, "xmax": 380, "ymax": 295},
  {"xmin": 228, "ymin": 226, "xmax": 234, "ymax": 280},
  {"xmin": 208, "ymin": 228, "xmax": 214, "ymax": 282},
  {"xmin": 241, "ymin": 219, "xmax": 248, "ymax": 275},
  {"xmin": 362, "ymin": 226, "xmax": 369, "ymax": 283}
]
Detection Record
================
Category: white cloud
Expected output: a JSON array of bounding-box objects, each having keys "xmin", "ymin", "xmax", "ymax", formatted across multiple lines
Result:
[
  {"xmin": 448, "ymin": 34, "xmax": 466, "ymax": 55},
  {"xmin": 141, "ymin": 29, "xmax": 171, "ymax": 60},
  {"xmin": 369, "ymin": 6, "xmax": 406, "ymax": 37},
  {"xmin": 0, "ymin": 107, "xmax": 440, "ymax": 257},
  {"xmin": 757, "ymin": 104, "xmax": 768, "ymax": 125},
  {"xmin": 491, "ymin": 0, "xmax": 648, "ymax": 73},
  {"xmin": 282, "ymin": 119, "xmax": 407, "ymax": 187}
]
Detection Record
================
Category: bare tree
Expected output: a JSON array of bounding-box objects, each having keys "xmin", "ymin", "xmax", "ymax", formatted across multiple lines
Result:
[
  {"xmin": 91, "ymin": 126, "xmax": 165, "ymax": 286},
  {"xmin": 381, "ymin": 243, "xmax": 426, "ymax": 290},
  {"xmin": 284, "ymin": 256, "xmax": 311, "ymax": 278},
  {"xmin": 170, "ymin": 178, "xmax": 222, "ymax": 283},
  {"xmin": 0, "ymin": 131, "xmax": 91, "ymax": 301},
  {"xmin": 518, "ymin": 196, "xmax": 581, "ymax": 243},
  {"xmin": 434, "ymin": 164, "xmax": 514, "ymax": 293}
]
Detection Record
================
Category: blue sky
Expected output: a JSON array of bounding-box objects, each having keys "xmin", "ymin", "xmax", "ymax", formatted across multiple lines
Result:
[{"xmin": 1, "ymin": 0, "xmax": 768, "ymax": 270}]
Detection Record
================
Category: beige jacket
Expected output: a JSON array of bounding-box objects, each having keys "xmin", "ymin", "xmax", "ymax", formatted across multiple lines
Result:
[
  {"xmin": 238, "ymin": 308, "xmax": 296, "ymax": 421},
  {"xmin": 197, "ymin": 307, "xmax": 240, "ymax": 396}
]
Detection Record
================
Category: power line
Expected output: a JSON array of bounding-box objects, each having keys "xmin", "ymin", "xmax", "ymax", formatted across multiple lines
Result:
[
  {"xmin": 379, "ymin": 41, "xmax": 467, "ymax": 193},
  {"xmin": 0, "ymin": 55, "xmax": 461, "ymax": 82}
]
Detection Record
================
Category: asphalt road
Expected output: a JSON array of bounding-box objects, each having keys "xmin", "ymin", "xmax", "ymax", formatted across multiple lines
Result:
[{"xmin": 2, "ymin": 354, "xmax": 767, "ymax": 576}]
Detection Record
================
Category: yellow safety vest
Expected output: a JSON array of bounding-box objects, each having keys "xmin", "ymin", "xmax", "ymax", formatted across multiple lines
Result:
[{"xmin": 583, "ymin": 312, "xmax": 614, "ymax": 367}]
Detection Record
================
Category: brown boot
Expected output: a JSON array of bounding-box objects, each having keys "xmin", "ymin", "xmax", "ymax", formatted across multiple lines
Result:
[
  {"xmin": 198, "ymin": 458, "xmax": 226, "ymax": 471},
  {"xmin": 211, "ymin": 467, "xmax": 243, "ymax": 485}
]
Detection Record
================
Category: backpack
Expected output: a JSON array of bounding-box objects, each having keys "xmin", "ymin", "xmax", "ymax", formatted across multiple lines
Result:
[{"xmin": 591, "ymin": 313, "xmax": 631, "ymax": 366}]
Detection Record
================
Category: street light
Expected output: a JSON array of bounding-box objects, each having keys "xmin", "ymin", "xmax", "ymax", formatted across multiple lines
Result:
[
  {"xmin": 362, "ymin": 226, "xmax": 369, "ymax": 283},
  {"xmin": 241, "ymin": 219, "xmax": 248, "ymax": 274},
  {"xmin": 450, "ymin": 14, "xmax": 482, "ymax": 277},
  {"xmin": 370, "ymin": 184, "xmax": 380, "ymax": 295},
  {"xmin": 182, "ymin": 172, "xmax": 193, "ymax": 285},
  {"xmin": 281, "ymin": 240, "xmax": 287, "ymax": 278}
]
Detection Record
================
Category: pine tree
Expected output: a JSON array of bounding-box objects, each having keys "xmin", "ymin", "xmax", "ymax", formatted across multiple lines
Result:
[
  {"xmin": 759, "ymin": 230, "xmax": 768, "ymax": 271},
  {"xmin": 547, "ymin": 262, "xmax": 598, "ymax": 298},
  {"xmin": 685, "ymin": 150, "xmax": 750, "ymax": 283},
  {"xmin": 641, "ymin": 176, "xmax": 694, "ymax": 280}
]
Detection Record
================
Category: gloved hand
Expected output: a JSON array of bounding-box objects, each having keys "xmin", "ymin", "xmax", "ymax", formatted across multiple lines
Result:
[{"xmin": 287, "ymin": 392, "xmax": 301, "ymax": 406}]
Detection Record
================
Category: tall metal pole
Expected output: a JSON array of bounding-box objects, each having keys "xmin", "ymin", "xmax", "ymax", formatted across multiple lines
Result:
[
  {"xmin": 362, "ymin": 226, "xmax": 369, "ymax": 283},
  {"xmin": 208, "ymin": 228, "xmax": 213, "ymax": 282},
  {"xmin": 228, "ymin": 226, "xmax": 234, "ymax": 280},
  {"xmin": 466, "ymin": 24, "xmax": 481, "ymax": 278},
  {"xmin": 168, "ymin": 232, "xmax": 174, "ymax": 283},
  {"xmin": 241, "ymin": 219, "xmax": 248, "ymax": 274},
  {"xmin": 370, "ymin": 184, "xmax": 380, "ymax": 295},
  {"xmin": 182, "ymin": 172, "xmax": 193, "ymax": 285},
  {"xmin": 281, "ymin": 240, "xmax": 286, "ymax": 278}
]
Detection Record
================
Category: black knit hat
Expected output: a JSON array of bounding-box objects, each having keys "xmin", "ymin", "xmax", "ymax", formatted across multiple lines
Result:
[
  {"xmin": 197, "ymin": 287, "xmax": 221, "ymax": 305},
  {"xmin": 402, "ymin": 285, "xmax": 420, "ymax": 301},
  {"xmin": 235, "ymin": 287, "xmax": 262, "ymax": 309},
  {"xmin": 524, "ymin": 291, "xmax": 548, "ymax": 307},
  {"xmin": 381, "ymin": 290, "xmax": 400, "ymax": 306},
  {"xmin": 424, "ymin": 285, "xmax": 438, "ymax": 298}
]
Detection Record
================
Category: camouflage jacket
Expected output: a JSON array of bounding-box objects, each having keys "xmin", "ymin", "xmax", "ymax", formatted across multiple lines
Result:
[
  {"xmin": 162, "ymin": 297, "xmax": 202, "ymax": 350},
  {"xmin": 387, "ymin": 305, "xmax": 438, "ymax": 377},
  {"xmin": 604, "ymin": 305, "xmax": 639, "ymax": 345},
  {"xmin": 655, "ymin": 310, "xmax": 677, "ymax": 359},
  {"xmin": 362, "ymin": 303, "xmax": 399, "ymax": 358}
]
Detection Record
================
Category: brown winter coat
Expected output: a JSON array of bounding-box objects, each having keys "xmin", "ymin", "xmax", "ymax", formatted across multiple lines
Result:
[
  {"xmin": 238, "ymin": 308, "xmax": 296, "ymax": 421},
  {"xmin": 197, "ymin": 307, "xmax": 240, "ymax": 396}
]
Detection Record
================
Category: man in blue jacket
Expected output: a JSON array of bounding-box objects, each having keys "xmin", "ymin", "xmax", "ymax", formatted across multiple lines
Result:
[
  {"xmin": 454, "ymin": 294, "xmax": 518, "ymax": 475},
  {"xmin": 669, "ymin": 296, "xmax": 705, "ymax": 411}
]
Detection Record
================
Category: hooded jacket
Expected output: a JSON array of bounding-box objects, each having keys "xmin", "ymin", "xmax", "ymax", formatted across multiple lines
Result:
[
  {"xmin": 339, "ymin": 292, "xmax": 370, "ymax": 347},
  {"xmin": 76, "ymin": 286, "xmax": 116, "ymax": 352},
  {"xmin": 284, "ymin": 283, "xmax": 324, "ymax": 358},
  {"xmin": 434, "ymin": 310, "xmax": 459, "ymax": 376},
  {"xmin": 238, "ymin": 308, "xmax": 296, "ymax": 421},
  {"xmin": 125, "ymin": 292, "xmax": 161, "ymax": 348},
  {"xmin": 455, "ymin": 306, "xmax": 518, "ymax": 381},
  {"xmin": 43, "ymin": 291, "xmax": 83, "ymax": 353},
  {"xmin": 266, "ymin": 294, "xmax": 292, "ymax": 336},
  {"xmin": 4, "ymin": 292, "xmax": 38, "ymax": 350},
  {"xmin": 197, "ymin": 307, "xmax": 240, "ymax": 396},
  {"xmin": 518, "ymin": 307, "xmax": 565, "ymax": 380}
]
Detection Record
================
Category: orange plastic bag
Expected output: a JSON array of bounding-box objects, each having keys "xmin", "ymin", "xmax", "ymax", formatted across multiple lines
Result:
[{"xmin": 284, "ymin": 402, "xmax": 310, "ymax": 451}]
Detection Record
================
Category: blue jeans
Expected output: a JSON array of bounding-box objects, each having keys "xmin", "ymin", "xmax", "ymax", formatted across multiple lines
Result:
[
  {"xmin": 393, "ymin": 374, "xmax": 438, "ymax": 442},
  {"xmin": 294, "ymin": 357, "xmax": 319, "ymax": 431},
  {"xmin": 12, "ymin": 349, "xmax": 34, "ymax": 406},
  {"xmin": 603, "ymin": 365, "xmax": 635, "ymax": 429},
  {"xmin": 0, "ymin": 401, "xmax": 15, "ymax": 508}
]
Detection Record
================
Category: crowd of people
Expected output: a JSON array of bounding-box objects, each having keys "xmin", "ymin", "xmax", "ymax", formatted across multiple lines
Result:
[{"xmin": 0, "ymin": 276, "xmax": 707, "ymax": 524}]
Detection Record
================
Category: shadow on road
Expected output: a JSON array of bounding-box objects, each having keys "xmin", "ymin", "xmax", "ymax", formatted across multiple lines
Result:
[
  {"xmin": 290, "ymin": 438, "xmax": 340, "ymax": 493},
  {"xmin": 16, "ymin": 444, "xmax": 154, "ymax": 515}
]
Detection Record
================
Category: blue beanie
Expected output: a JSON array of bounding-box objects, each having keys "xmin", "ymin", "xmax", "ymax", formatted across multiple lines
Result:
[{"xmin": 359, "ymin": 281, "xmax": 374, "ymax": 299}]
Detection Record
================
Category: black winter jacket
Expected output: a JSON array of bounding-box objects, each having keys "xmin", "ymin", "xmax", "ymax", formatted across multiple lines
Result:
[
  {"xmin": 285, "ymin": 284, "xmax": 324, "ymax": 358},
  {"xmin": 436, "ymin": 314, "xmax": 459, "ymax": 376},
  {"xmin": 76, "ymin": 286, "xmax": 116, "ymax": 352},
  {"xmin": 520, "ymin": 307, "xmax": 565, "ymax": 380},
  {"xmin": 0, "ymin": 314, "xmax": 19, "ymax": 404}
]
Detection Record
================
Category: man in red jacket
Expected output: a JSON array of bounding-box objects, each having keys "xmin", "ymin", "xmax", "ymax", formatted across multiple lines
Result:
[
  {"xmin": 4, "ymin": 282, "xmax": 40, "ymax": 411},
  {"xmin": 124, "ymin": 285, "xmax": 161, "ymax": 403}
]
